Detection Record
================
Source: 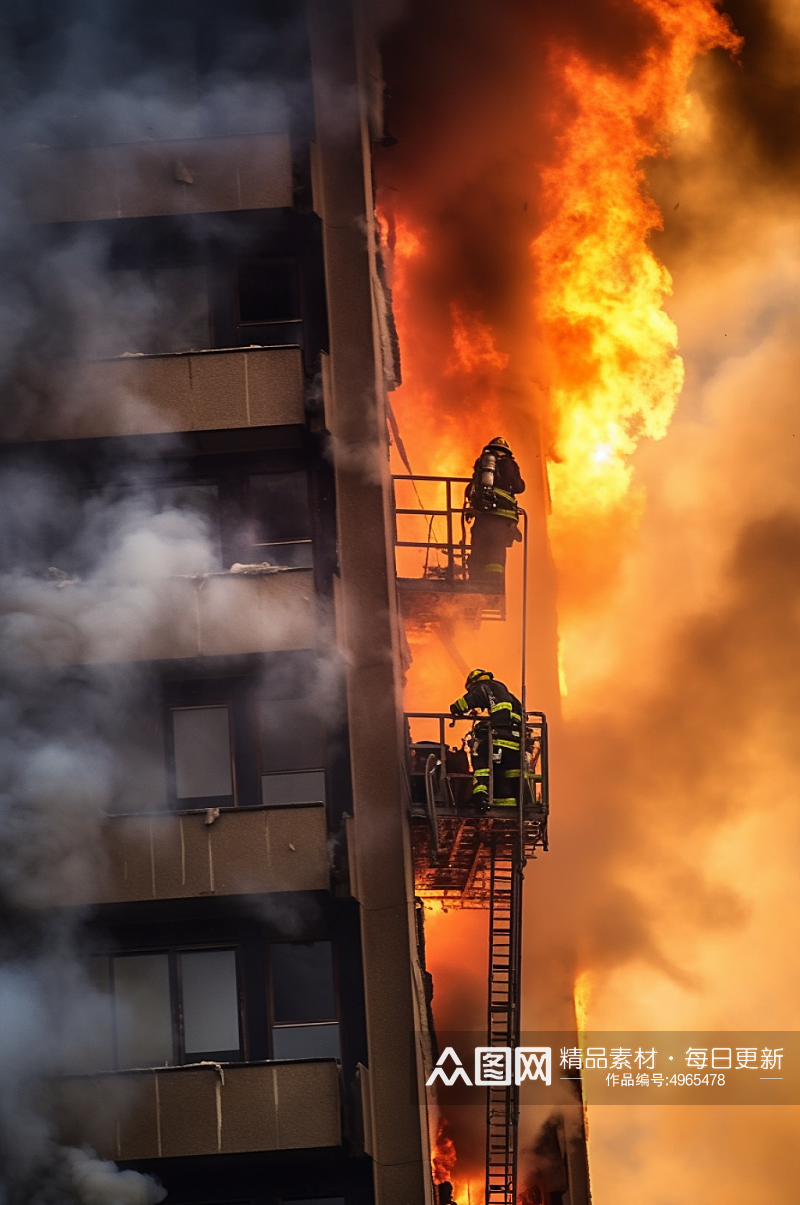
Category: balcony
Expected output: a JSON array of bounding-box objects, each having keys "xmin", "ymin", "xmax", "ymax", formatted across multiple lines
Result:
[
  {"xmin": 19, "ymin": 133, "xmax": 293, "ymax": 225},
  {"xmin": 49, "ymin": 1060, "xmax": 341, "ymax": 1160},
  {"xmin": 44, "ymin": 344, "xmax": 305, "ymax": 441},
  {"xmin": 14, "ymin": 567, "xmax": 317, "ymax": 668},
  {"xmin": 76, "ymin": 804, "xmax": 330, "ymax": 905}
]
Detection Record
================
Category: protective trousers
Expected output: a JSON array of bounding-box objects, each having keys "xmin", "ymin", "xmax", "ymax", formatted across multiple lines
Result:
[
  {"xmin": 469, "ymin": 513, "xmax": 518, "ymax": 589},
  {"xmin": 470, "ymin": 724, "xmax": 522, "ymax": 808}
]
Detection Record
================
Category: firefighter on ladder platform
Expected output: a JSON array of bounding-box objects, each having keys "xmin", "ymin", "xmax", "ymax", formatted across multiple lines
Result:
[
  {"xmin": 450, "ymin": 669, "xmax": 523, "ymax": 812},
  {"xmin": 465, "ymin": 436, "xmax": 525, "ymax": 590}
]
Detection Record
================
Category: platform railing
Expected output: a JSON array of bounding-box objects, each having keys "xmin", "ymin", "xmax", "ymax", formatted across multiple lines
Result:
[
  {"xmin": 392, "ymin": 473, "xmax": 473, "ymax": 583},
  {"xmin": 405, "ymin": 710, "xmax": 548, "ymax": 864}
]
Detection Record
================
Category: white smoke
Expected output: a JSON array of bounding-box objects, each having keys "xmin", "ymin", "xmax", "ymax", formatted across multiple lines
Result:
[{"xmin": 0, "ymin": 3, "xmax": 321, "ymax": 1201}]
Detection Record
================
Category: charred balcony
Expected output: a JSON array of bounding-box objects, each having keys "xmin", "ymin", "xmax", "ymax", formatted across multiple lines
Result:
[
  {"xmin": 20, "ymin": 134, "xmax": 294, "ymax": 226},
  {"xmin": 5, "ymin": 207, "xmax": 330, "ymax": 442},
  {"xmin": 62, "ymin": 344, "xmax": 307, "ymax": 440}
]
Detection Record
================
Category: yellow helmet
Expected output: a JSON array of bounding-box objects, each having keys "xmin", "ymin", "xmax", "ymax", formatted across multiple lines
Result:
[
  {"xmin": 487, "ymin": 436, "xmax": 511, "ymax": 454},
  {"xmin": 465, "ymin": 668, "xmax": 493, "ymax": 689}
]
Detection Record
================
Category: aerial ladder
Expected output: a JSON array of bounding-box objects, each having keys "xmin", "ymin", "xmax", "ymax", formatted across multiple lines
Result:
[
  {"xmin": 394, "ymin": 471, "xmax": 549, "ymax": 1205},
  {"xmin": 405, "ymin": 710, "xmax": 549, "ymax": 1205}
]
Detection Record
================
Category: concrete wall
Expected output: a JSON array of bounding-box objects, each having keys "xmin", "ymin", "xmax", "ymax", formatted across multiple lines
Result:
[
  {"xmin": 50, "ymin": 1061, "xmax": 341, "ymax": 1160},
  {"xmin": 32, "ymin": 346, "xmax": 305, "ymax": 441},
  {"xmin": 20, "ymin": 133, "xmax": 293, "ymax": 224},
  {"xmin": 307, "ymin": 3, "xmax": 433, "ymax": 1201},
  {"xmin": 78, "ymin": 805, "xmax": 330, "ymax": 905},
  {"xmin": 6, "ymin": 569, "xmax": 317, "ymax": 667}
]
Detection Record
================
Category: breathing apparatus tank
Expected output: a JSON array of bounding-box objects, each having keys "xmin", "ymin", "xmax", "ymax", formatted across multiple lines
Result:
[{"xmin": 478, "ymin": 448, "xmax": 497, "ymax": 510}]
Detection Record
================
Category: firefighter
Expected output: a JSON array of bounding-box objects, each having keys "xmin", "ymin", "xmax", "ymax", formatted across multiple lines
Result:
[
  {"xmin": 465, "ymin": 436, "xmax": 525, "ymax": 590},
  {"xmin": 449, "ymin": 668, "xmax": 523, "ymax": 810}
]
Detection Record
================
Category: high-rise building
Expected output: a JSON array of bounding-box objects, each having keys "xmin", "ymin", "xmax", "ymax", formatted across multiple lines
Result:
[{"xmin": 0, "ymin": 4, "xmax": 589, "ymax": 1205}]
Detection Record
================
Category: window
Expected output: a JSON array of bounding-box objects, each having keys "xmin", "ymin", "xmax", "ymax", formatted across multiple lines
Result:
[
  {"xmin": 246, "ymin": 472, "xmax": 312, "ymax": 568},
  {"xmin": 270, "ymin": 942, "xmax": 339, "ymax": 1060},
  {"xmin": 152, "ymin": 482, "xmax": 222, "ymax": 571},
  {"xmin": 237, "ymin": 258, "xmax": 300, "ymax": 325},
  {"xmin": 92, "ymin": 948, "xmax": 242, "ymax": 1069},
  {"xmin": 171, "ymin": 705, "xmax": 234, "ymax": 805},
  {"xmin": 233, "ymin": 256, "xmax": 303, "ymax": 349},
  {"xmin": 260, "ymin": 697, "xmax": 324, "ymax": 807},
  {"xmin": 180, "ymin": 950, "xmax": 241, "ymax": 1058},
  {"xmin": 87, "ymin": 265, "xmax": 210, "ymax": 359}
]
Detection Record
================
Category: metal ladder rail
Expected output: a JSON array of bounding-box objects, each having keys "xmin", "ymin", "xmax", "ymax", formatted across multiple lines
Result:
[{"xmin": 485, "ymin": 833, "xmax": 524, "ymax": 1205}]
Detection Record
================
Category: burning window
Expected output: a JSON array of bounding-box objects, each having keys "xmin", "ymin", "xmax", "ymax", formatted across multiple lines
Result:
[{"xmin": 269, "ymin": 941, "xmax": 339, "ymax": 1060}]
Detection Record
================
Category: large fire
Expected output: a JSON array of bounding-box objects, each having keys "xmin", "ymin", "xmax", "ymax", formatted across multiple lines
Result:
[
  {"xmin": 379, "ymin": 0, "xmax": 748, "ymax": 1200},
  {"xmin": 534, "ymin": 0, "xmax": 741, "ymax": 604}
]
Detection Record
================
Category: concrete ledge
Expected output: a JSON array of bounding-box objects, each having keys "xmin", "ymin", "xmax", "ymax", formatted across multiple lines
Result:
[
  {"xmin": 49, "ymin": 1060, "xmax": 342, "ymax": 1160},
  {"xmin": 84, "ymin": 805, "xmax": 330, "ymax": 904},
  {"xmin": 3, "ymin": 569, "xmax": 317, "ymax": 667},
  {"xmin": 20, "ymin": 133, "xmax": 293, "ymax": 224},
  {"xmin": 46, "ymin": 345, "xmax": 306, "ymax": 440}
]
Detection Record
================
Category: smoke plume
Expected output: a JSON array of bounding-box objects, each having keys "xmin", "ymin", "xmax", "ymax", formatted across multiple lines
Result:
[{"xmin": 0, "ymin": 3, "xmax": 319, "ymax": 1201}]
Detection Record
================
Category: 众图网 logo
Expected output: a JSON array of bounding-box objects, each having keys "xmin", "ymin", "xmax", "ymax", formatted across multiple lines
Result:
[{"xmin": 425, "ymin": 1046, "xmax": 552, "ymax": 1087}]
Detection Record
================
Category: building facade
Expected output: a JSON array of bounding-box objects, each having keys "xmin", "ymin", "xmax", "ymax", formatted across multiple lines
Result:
[{"xmin": 0, "ymin": 2, "xmax": 432, "ymax": 1204}]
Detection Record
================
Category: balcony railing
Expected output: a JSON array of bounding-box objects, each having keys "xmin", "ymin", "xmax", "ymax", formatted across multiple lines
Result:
[
  {"xmin": 72, "ymin": 803, "xmax": 330, "ymax": 906},
  {"xmin": 49, "ymin": 1060, "xmax": 341, "ymax": 1161}
]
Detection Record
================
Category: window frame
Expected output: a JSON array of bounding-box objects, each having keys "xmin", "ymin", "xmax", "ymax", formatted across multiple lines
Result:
[
  {"xmin": 168, "ymin": 700, "xmax": 237, "ymax": 808},
  {"xmin": 266, "ymin": 938, "xmax": 340, "ymax": 1062},
  {"xmin": 163, "ymin": 676, "xmax": 261, "ymax": 811},
  {"xmin": 99, "ymin": 943, "xmax": 246, "ymax": 1069}
]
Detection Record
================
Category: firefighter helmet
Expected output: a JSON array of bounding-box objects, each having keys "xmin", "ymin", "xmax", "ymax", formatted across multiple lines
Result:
[
  {"xmin": 486, "ymin": 435, "xmax": 511, "ymax": 454},
  {"xmin": 465, "ymin": 668, "xmax": 493, "ymax": 689}
]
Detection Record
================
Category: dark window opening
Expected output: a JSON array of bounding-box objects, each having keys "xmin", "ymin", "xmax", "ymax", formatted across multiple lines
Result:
[
  {"xmin": 282, "ymin": 1200, "xmax": 346, "ymax": 1205},
  {"xmin": 245, "ymin": 471, "xmax": 312, "ymax": 568},
  {"xmin": 269, "ymin": 941, "xmax": 339, "ymax": 1060},
  {"xmin": 90, "ymin": 264, "xmax": 210, "ymax": 358},
  {"xmin": 260, "ymin": 696, "xmax": 324, "ymax": 807},
  {"xmin": 237, "ymin": 258, "xmax": 300, "ymax": 325}
]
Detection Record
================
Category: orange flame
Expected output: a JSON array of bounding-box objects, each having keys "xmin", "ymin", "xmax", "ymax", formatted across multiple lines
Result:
[
  {"xmin": 534, "ymin": 0, "xmax": 741, "ymax": 580},
  {"xmin": 432, "ymin": 1118, "xmax": 457, "ymax": 1185},
  {"xmin": 574, "ymin": 970, "xmax": 591, "ymax": 1038}
]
